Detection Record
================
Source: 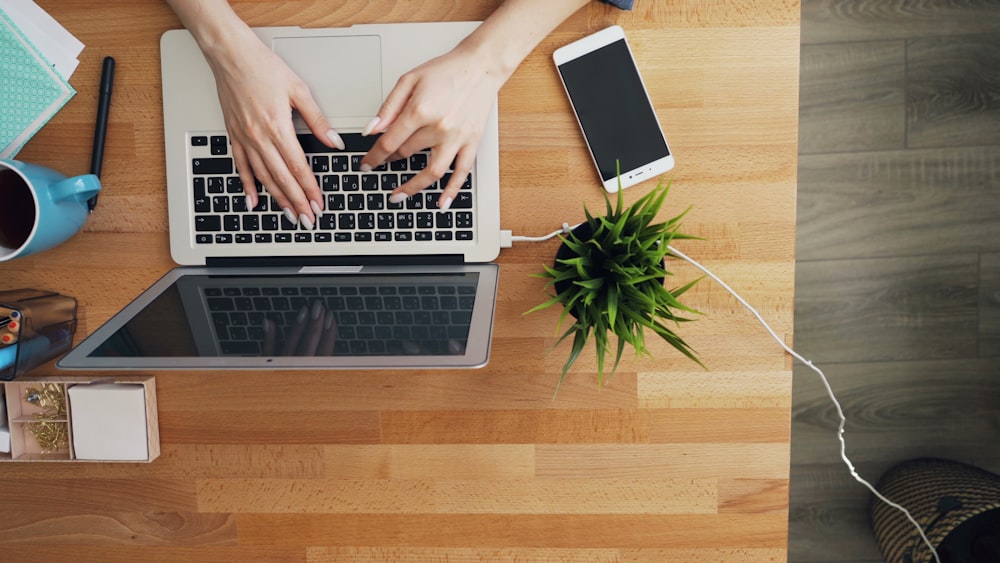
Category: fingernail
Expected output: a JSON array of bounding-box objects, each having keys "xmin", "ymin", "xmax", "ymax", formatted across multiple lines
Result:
[
  {"xmin": 296, "ymin": 306, "xmax": 308, "ymax": 324},
  {"xmin": 283, "ymin": 207, "xmax": 298, "ymax": 225},
  {"xmin": 360, "ymin": 163, "xmax": 373, "ymax": 173},
  {"xmin": 439, "ymin": 196, "xmax": 453, "ymax": 210},
  {"xmin": 388, "ymin": 192, "xmax": 409, "ymax": 204},
  {"xmin": 244, "ymin": 194, "xmax": 254, "ymax": 210},
  {"xmin": 361, "ymin": 116, "xmax": 381, "ymax": 137},
  {"xmin": 327, "ymin": 129, "xmax": 345, "ymax": 150},
  {"xmin": 299, "ymin": 213, "xmax": 314, "ymax": 230},
  {"xmin": 325, "ymin": 313, "xmax": 335, "ymax": 330},
  {"xmin": 311, "ymin": 300, "xmax": 323, "ymax": 320},
  {"xmin": 310, "ymin": 200, "xmax": 323, "ymax": 216}
]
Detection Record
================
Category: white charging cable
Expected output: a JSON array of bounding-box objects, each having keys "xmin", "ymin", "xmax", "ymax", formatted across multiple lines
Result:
[{"xmin": 503, "ymin": 226, "xmax": 941, "ymax": 563}]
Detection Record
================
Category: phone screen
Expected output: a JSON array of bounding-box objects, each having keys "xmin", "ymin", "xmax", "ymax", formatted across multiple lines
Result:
[{"xmin": 557, "ymin": 39, "xmax": 670, "ymax": 183}]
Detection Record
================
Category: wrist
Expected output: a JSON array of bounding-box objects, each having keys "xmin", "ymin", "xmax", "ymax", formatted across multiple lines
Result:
[{"xmin": 168, "ymin": 0, "xmax": 257, "ymax": 63}]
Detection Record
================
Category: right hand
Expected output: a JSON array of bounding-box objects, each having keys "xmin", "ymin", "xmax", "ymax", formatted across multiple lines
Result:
[{"xmin": 203, "ymin": 31, "xmax": 343, "ymax": 228}]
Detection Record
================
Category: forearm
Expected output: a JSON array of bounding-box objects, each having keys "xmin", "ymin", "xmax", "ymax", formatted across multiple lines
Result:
[
  {"xmin": 164, "ymin": 0, "xmax": 257, "ymax": 62},
  {"xmin": 457, "ymin": 0, "xmax": 590, "ymax": 82}
]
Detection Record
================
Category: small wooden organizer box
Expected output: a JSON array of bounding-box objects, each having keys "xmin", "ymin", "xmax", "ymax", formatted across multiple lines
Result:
[{"xmin": 1, "ymin": 376, "xmax": 159, "ymax": 462}]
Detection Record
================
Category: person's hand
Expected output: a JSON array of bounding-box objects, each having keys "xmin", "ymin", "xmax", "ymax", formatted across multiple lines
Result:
[
  {"xmin": 205, "ymin": 31, "xmax": 343, "ymax": 229},
  {"xmin": 360, "ymin": 46, "xmax": 504, "ymax": 210},
  {"xmin": 263, "ymin": 300, "xmax": 337, "ymax": 356}
]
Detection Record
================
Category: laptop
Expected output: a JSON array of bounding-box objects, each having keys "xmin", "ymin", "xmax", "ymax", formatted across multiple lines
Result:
[{"xmin": 57, "ymin": 22, "xmax": 501, "ymax": 370}]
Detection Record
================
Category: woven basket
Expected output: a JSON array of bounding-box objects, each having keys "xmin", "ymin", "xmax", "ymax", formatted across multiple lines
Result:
[{"xmin": 871, "ymin": 458, "xmax": 1000, "ymax": 563}]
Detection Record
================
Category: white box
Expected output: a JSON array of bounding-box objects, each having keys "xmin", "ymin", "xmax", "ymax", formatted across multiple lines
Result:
[{"xmin": 68, "ymin": 383, "xmax": 148, "ymax": 461}]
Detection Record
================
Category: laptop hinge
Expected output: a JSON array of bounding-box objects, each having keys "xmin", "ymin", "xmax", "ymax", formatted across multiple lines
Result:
[{"xmin": 205, "ymin": 254, "xmax": 466, "ymax": 268}]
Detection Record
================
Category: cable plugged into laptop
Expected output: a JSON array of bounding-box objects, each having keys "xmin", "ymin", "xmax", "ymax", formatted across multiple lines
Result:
[
  {"xmin": 501, "ymin": 222, "xmax": 942, "ymax": 563},
  {"xmin": 499, "ymin": 225, "xmax": 578, "ymax": 249}
]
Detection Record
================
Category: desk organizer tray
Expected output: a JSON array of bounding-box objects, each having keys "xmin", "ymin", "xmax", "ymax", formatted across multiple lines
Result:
[{"xmin": 0, "ymin": 375, "xmax": 159, "ymax": 462}]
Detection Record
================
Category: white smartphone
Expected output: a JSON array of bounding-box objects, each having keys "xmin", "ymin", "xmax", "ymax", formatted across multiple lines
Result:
[{"xmin": 554, "ymin": 25, "xmax": 674, "ymax": 193}]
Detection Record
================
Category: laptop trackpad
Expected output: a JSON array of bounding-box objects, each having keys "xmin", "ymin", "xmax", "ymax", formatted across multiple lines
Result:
[{"xmin": 272, "ymin": 35, "xmax": 382, "ymax": 121}]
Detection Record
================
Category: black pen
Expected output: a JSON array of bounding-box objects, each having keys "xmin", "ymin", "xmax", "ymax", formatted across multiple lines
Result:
[{"xmin": 88, "ymin": 56, "xmax": 115, "ymax": 213}]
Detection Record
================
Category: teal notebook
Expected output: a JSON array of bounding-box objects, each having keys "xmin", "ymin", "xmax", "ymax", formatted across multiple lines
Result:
[{"xmin": 0, "ymin": 8, "xmax": 76, "ymax": 159}]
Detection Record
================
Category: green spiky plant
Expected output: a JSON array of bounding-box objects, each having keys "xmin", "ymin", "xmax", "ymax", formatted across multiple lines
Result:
[{"xmin": 526, "ymin": 178, "xmax": 704, "ymax": 390}]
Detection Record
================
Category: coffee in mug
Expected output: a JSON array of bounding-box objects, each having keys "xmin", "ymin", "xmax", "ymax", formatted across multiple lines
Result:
[{"xmin": 0, "ymin": 160, "xmax": 101, "ymax": 262}]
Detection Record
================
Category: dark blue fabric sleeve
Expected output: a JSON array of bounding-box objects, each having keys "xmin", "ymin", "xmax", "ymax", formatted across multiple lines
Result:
[{"xmin": 600, "ymin": 0, "xmax": 635, "ymax": 9}]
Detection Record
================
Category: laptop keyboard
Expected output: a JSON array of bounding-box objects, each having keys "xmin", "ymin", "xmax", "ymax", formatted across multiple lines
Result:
[
  {"xmin": 189, "ymin": 132, "xmax": 475, "ymax": 246},
  {"xmin": 204, "ymin": 281, "xmax": 476, "ymax": 356}
]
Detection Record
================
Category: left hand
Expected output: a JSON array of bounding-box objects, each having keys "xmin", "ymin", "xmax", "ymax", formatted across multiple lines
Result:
[{"xmin": 360, "ymin": 46, "xmax": 504, "ymax": 210}]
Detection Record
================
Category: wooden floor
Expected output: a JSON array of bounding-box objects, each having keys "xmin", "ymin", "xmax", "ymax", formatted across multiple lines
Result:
[{"xmin": 791, "ymin": 0, "xmax": 1000, "ymax": 561}]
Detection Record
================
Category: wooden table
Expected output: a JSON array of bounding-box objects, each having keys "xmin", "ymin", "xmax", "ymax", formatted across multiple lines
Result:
[{"xmin": 1, "ymin": 1, "xmax": 800, "ymax": 560}]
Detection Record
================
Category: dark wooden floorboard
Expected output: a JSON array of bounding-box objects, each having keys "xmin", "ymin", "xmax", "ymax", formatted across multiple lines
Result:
[
  {"xmin": 792, "ymin": 1, "xmax": 1000, "ymax": 561},
  {"xmin": 797, "ymin": 146, "xmax": 1000, "ymax": 261},
  {"xmin": 795, "ymin": 255, "xmax": 980, "ymax": 363},
  {"xmin": 799, "ymin": 41, "xmax": 905, "ymax": 154},
  {"xmin": 802, "ymin": 0, "xmax": 1000, "ymax": 45},
  {"xmin": 907, "ymin": 33, "xmax": 1000, "ymax": 149},
  {"xmin": 982, "ymin": 253, "xmax": 1000, "ymax": 357}
]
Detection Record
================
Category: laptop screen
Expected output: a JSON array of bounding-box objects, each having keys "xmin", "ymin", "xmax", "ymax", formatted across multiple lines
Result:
[{"xmin": 58, "ymin": 264, "xmax": 499, "ymax": 370}]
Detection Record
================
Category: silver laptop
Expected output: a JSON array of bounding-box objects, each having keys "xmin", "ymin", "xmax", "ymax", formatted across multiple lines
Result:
[{"xmin": 58, "ymin": 22, "xmax": 501, "ymax": 370}]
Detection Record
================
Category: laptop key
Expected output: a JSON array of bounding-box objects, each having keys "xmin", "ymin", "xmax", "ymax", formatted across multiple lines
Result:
[
  {"xmin": 212, "ymin": 196, "xmax": 230, "ymax": 213},
  {"xmin": 192, "ymin": 158, "xmax": 233, "ymax": 175},
  {"xmin": 328, "ymin": 194, "xmax": 346, "ymax": 211},
  {"xmin": 453, "ymin": 192, "xmax": 473, "ymax": 208},
  {"xmin": 207, "ymin": 177, "xmax": 225, "ymax": 193},
  {"xmin": 196, "ymin": 216, "xmax": 221, "ymax": 231},
  {"xmin": 366, "ymin": 193, "xmax": 384, "ymax": 210},
  {"xmin": 435, "ymin": 212, "xmax": 453, "ymax": 228},
  {"xmin": 409, "ymin": 153, "xmax": 427, "ymax": 170},
  {"xmin": 330, "ymin": 154, "xmax": 349, "ymax": 172},
  {"xmin": 338, "ymin": 214, "xmax": 356, "ymax": 230},
  {"xmin": 312, "ymin": 155, "xmax": 329, "ymax": 173},
  {"xmin": 194, "ymin": 196, "xmax": 211, "ymax": 213},
  {"xmin": 322, "ymin": 175, "xmax": 340, "ymax": 191}
]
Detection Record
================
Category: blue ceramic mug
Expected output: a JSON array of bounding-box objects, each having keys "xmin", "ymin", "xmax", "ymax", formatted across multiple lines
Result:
[{"xmin": 0, "ymin": 160, "xmax": 101, "ymax": 262}]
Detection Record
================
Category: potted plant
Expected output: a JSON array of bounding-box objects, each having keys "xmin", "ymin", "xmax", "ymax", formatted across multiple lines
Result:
[{"xmin": 527, "ymin": 178, "xmax": 703, "ymax": 389}]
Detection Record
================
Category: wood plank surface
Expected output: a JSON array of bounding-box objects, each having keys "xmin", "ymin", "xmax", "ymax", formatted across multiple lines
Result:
[
  {"xmin": 906, "ymin": 33, "xmax": 1000, "ymax": 148},
  {"xmin": 0, "ymin": 1, "xmax": 799, "ymax": 560},
  {"xmin": 792, "ymin": 1, "xmax": 1000, "ymax": 560}
]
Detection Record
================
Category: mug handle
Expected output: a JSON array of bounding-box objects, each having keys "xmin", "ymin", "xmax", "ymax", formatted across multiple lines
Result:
[{"xmin": 51, "ymin": 174, "xmax": 102, "ymax": 203}]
